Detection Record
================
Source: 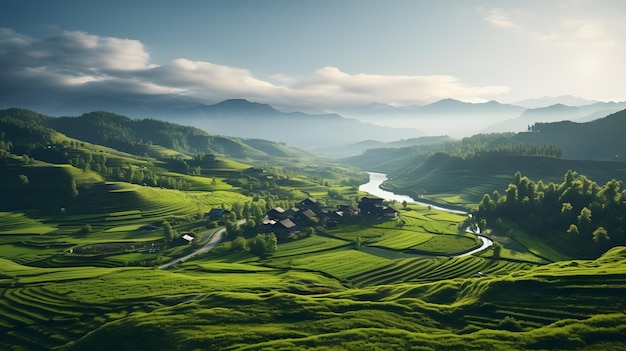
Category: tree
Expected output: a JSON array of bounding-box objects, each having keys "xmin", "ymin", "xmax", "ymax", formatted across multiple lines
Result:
[
  {"xmin": 592, "ymin": 227, "xmax": 610, "ymax": 244},
  {"xmin": 250, "ymin": 233, "xmax": 278, "ymax": 257},
  {"xmin": 567, "ymin": 224, "xmax": 579, "ymax": 236},
  {"xmin": 70, "ymin": 180, "xmax": 79, "ymax": 197},
  {"xmin": 577, "ymin": 207, "xmax": 592, "ymax": 236},
  {"xmin": 18, "ymin": 174, "xmax": 29, "ymax": 185},
  {"xmin": 355, "ymin": 235, "xmax": 362, "ymax": 250},
  {"xmin": 492, "ymin": 242, "xmax": 502, "ymax": 258},
  {"xmin": 231, "ymin": 236, "xmax": 248, "ymax": 251},
  {"xmin": 265, "ymin": 233, "xmax": 277, "ymax": 256},
  {"xmin": 78, "ymin": 224, "xmax": 92, "ymax": 234},
  {"xmin": 163, "ymin": 221, "xmax": 176, "ymax": 243}
]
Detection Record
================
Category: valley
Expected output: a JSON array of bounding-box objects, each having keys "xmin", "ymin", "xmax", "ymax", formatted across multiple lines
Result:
[{"xmin": 1, "ymin": 107, "xmax": 626, "ymax": 350}]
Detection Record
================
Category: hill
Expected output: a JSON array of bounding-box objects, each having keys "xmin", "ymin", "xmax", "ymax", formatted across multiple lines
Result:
[
  {"xmin": 514, "ymin": 108, "xmax": 626, "ymax": 161},
  {"xmin": 1, "ymin": 108, "xmax": 313, "ymax": 161},
  {"xmin": 343, "ymin": 112, "xmax": 626, "ymax": 205},
  {"xmin": 483, "ymin": 102, "xmax": 626, "ymax": 134}
]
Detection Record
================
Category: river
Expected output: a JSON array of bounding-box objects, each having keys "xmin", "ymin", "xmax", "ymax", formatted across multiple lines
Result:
[
  {"xmin": 359, "ymin": 171, "xmax": 493, "ymax": 257},
  {"xmin": 359, "ymin": 172, "xmax": 468, "ymax": 214}
]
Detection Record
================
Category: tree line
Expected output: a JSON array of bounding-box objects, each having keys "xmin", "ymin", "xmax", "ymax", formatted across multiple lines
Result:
[{"xmin": 474, "ymin": 170, "xmax": 626, "ymax": 257}]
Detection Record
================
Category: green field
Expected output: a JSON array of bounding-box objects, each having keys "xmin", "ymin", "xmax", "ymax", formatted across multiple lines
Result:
[
  {"xmin": 2, "ymin": 108, "xmax": 625, "ymax": 350},
  {"xmin": 1, "ymin": 247, "xmax": 625, "ymax": 350}
]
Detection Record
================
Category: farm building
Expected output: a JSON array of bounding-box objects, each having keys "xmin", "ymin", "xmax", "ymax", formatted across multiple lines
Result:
[{"xmin": 206, "ymin": 208, "xmax": 231, "ymax": 220}]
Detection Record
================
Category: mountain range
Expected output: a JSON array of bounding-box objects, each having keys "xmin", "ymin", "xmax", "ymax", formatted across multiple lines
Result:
[
  {"xmin": 3, "ymin": 95, "xmax": 625, "ymax": 150},
  {"xmin": 332, "ymin": 97, "xmax": 626, "ymax": 138}
]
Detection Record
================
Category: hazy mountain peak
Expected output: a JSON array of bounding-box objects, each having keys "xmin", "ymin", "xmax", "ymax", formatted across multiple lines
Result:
[
  {"xmin": 514, "ymin": 95, "xmax": 599, "ymax": 109},
  {"xmin": 212, "ymin": 99, "xmax": 278, "ymax": 113}
]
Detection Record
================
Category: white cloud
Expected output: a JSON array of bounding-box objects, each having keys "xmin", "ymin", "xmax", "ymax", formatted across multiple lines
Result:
[
  {"xmin": 484, "ymin": 8, "xmax": 521, "ymax": 30},
  {"xmin": 271, "ymin": 67, "xmax": 509, "ymax": 106},
  {"xmin": 0, "ymin": 28, "xmax": 510, "ymax": 109},
  {"xmin": 482, "ymin": 6, "xmax": 620, "ymax": 48}
]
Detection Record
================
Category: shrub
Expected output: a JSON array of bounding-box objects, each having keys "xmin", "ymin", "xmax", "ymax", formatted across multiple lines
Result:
[{"xmin": 498, "ymin": 316, "xmax": 522, "ymax": 331}]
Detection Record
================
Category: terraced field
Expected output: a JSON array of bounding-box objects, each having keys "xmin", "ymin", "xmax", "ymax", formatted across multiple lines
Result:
[
  {"xmin": 0, "ymin": 212, "xmax": 56, "ymax": 235},
  {"xmin": 2, "ymin": 248, "xmax": 625, "ymax": 351}
]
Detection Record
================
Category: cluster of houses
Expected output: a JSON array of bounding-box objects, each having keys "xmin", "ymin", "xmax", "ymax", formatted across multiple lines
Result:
[{"xmin": 206, "ymin": 196, "xmax": 398, "ymax": 241}]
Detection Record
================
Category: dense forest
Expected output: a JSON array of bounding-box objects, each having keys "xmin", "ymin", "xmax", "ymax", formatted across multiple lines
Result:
[{"xmin": 474, "ymin": 170, "xmax": 626, "ymax": 258}]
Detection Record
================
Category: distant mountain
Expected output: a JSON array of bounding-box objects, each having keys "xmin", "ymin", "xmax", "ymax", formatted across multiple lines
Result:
[
  {"xmin": 174, "ymin": 99, "xmax": 423, "ymax": 148},
  {"xmin": 2, "ymin": 95, "xmax": 423, "ymax": 149},
  {"xmin": 314, "ymin": 135, "xmax": 455, "ymax": 158},
  {"xmin": 483, "ymin": 102, "xmax": 626, "ymax": 134},
  {"xmin": 514, "ymin": 95, "xmax": 599, "ymax": 109},
  {"xmin": 333, "ymin": 99, "xmax": 525, "ymax": 138}
]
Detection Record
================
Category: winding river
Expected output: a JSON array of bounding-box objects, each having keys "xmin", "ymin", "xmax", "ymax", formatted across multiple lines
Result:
[{"xmin": 359, "ymin": 171, "xmax": 493, "ymax": 257}]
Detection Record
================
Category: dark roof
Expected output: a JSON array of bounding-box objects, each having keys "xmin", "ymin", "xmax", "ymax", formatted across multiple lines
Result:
[
  {"xmin": 301, "ymin": 197, "xmax": 317, "ymax": 204},
  {"xmin": 279, "ymin": 218, "xmax": 296, "ymax": 229},
  {"xmin": 207, "ymin": 208, "xmax": 230, "ymax": 219},
  {"xmin": 360, "ymin": 197, "xmax": 384, "ymax": 204},
  {"xmin": 338, "ymin": 204, "xmax": 358, "ymax": 212},
  {"xmin": 300, "ymin": 209, "xmax": 316, "ymax": 218}
]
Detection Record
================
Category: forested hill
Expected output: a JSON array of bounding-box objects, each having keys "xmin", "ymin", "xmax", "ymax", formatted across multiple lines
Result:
[
  {"xmin": 0, "ymin": 108, "xmax": 312, "ymax": 160},
  {"xmin": 515, "ymin": 108, "xmax": 626, "ymax": 161},
  {"xmin": 343, "ymin": 129, "xmax": 626, "ymax": 205}
]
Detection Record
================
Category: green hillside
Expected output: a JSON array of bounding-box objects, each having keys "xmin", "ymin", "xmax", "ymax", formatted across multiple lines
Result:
[
  {"xmin": 1, "ymin": 244, "xmax": 625, "ymax": 350},
  {"xmin": 385, "ymin": 153, "xmax": 626, "ymax": 205},
  {"xmin": 517, "ymin": 108, "xmax": 626, "ymax": 161},
  {"xmin": 343, "ymin": 113, "xmax": 626, "ymax": 205},
  {"xmin": 1, "ymin": 108, "xmax": 312, "ymax": 162},
  {"xmin": 2, "ymin": 108, "xmax": 626, "ymax": 350}
]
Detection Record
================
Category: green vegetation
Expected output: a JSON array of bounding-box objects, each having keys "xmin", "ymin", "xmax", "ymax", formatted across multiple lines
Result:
[
  {"xmin": 1, "ymin": 108, "xmax": 625, "ymax": 350},
  {"xmin": 1, "ymin": 246, "xmax": 625, "ymax": 350},
  {"xmin": 345, "ymin": 132, "xmax": 626, "ymax": 205},
  {"xmin": 474, "ymin": 170, "xmax": 626, "ymax": 259}
]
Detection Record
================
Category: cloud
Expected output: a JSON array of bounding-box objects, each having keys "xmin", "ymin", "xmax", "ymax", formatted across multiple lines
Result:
[
  {"xmin": 271, "ymin": 67, "xmax": 509, "ymax": 106},
  {"xmin": 0, "ymin": 28, "xmax": 510, "ymax": 111},
  {"xmin": 482, "ymin": 6, "xmax": 620, "ymax": 48},
  {"xmin": 484, "ymin": 8, "xmax": 522, "ymax": 30}
]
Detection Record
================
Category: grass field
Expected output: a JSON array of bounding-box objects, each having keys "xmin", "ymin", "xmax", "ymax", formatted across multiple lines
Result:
[{"xmin": 1, "ymin": 247, "xmax": 624, "ymax": 350}]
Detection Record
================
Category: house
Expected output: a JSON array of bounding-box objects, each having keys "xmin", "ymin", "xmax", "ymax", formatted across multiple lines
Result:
[
  {"xmin": 296, "ymin": 197, "xmax": 320, "ymax": 213},
  {"xmin": 382, "ymin": 206, "xmax": 399, "ymax": 218},
  {"xmin": 273, "ymin": 218, "xmax": 297, "ymax": 240},
  {"xmin": 284, "ymin": 207, "xmax": 300, "ymax": 218},
  {"xmin": 327, "ymin": 210, "xmax": 344, "ymax": 222},
  {"xmin": 293, "ymin": 208, "xmax": 317, "ymax": 226},
  {"xmin": 266, "ymin": 207, "xmax": 287, "ymax": 220},
  {"xmin": 338, "ymin": 204, "xmax": 358, "ymax": 217},
  {"xmin": 206, "ymin": 208, "xmax": 231, "ymax": 221},
  {"xmin": 173, "ymin": 233, "xmax": 195, "ymax": 246},
  {"xmin": 358, "ymin": 197, "xmax": 384, "ymax": 216},
  {"xmin": 325, "ymin": 220, "xmax": 339, "ymax": 229}
]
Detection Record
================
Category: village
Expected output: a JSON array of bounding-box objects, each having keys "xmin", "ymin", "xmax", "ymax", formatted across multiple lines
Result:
[{"xmin": 204, "ymin": 196, "xmax": 398, "ymax": 242}]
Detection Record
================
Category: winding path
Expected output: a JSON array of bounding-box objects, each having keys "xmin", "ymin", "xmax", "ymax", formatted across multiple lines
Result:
[
  {"xmin": 158, "ymin": 228, "xmax": 226, "ymax": 269},
  {"xmin": 359, "ymin": 171, "xmax": 494, "ymax": 257}
]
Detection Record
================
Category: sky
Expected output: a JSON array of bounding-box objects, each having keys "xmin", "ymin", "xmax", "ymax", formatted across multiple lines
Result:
[{"xmin": 1, "ymin": 0, "xmax": 625, "ymax": 113}]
